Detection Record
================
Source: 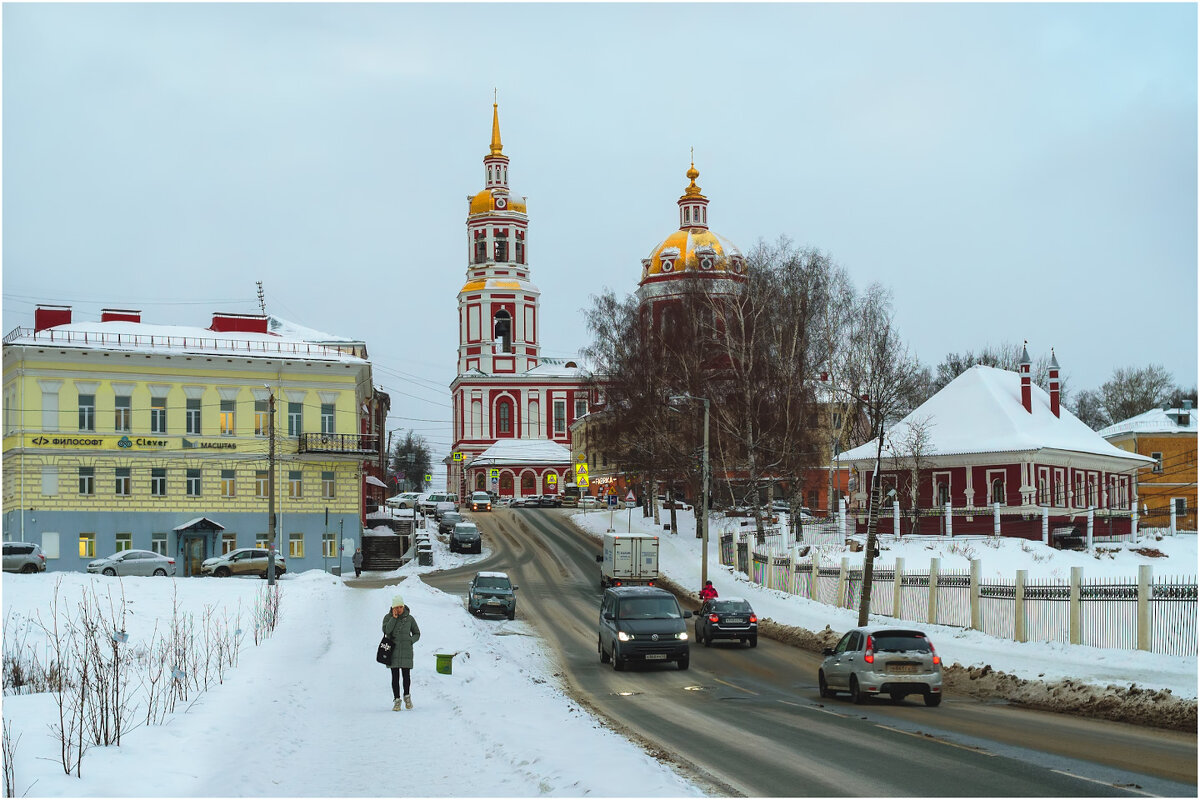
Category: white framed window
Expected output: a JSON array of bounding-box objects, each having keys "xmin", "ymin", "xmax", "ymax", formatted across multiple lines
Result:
[
  {"xmin": 78, "ymin": 533, "xmax": 95, "ymax": 559},
  {"xmin": 986, "ymin": 469, "xmax": 1006, "ymax": 506},
  {"xmin": 115, "ymin": 467, "xmax": 131, "ymax": 496},
  {"xmin": 220, "ymin": 400, "xmax": 236, "ymax": 436},
  {"xmin": 255, "ymin": 401, "xmax": 269, "ymax": 436},
  {"xmin": 322, "ymin": 471, "xmax": 335, "ymax": 499},
  {"xmin": 114, "ymin": 395, "xmax": 132, "ymax": 432},
  {"xmin": 222, "ymin": 533, "xmax": 237, "ymax": 554},
  {"xmin": 221, "ymin": 470, "xmax": 236, "ymax": 498},
  {"xmin": 150, "ymin": 396, "xmax": 167, "ymax": 434},
  {"xmin": 79, "ymin": 467, "xmax": 95, "ymax": 495},
  {"xmin": 288, "ymin": 533, "xmax": 304, "ymax": 558},
  {"xmin": 41, "ymin": 465, "xmax": 58, "ymax": 496},
  {"xmin": 256, "ymin": 471, "xmax": 269, "ymax": 498},
  {"xmin": 574, "ymin": 397, "xmax": 587, "ymax": 419},
  {"xmin": 1054, "ymin": 468, "xmax": 1066, "ymax": 506},
  {"xmin": 115, "ymin": 532, "xmax": 132, "ymax": 552},
  {"xmin": 151, "ymin": 468, "xmax": 167, "ymax": 497},
  {"xmin": 42, "ymin": 388, "xmax": 60, "ymax": 432},
  {"xmin": 288, "ymin": 402, "xmax": 303, "ymax": 436},
  {"xmin": 1151, "ymin": 452, "xmax": 1163, "ymax": 474},
  {"xmin": 553, "ymin": 399, "xmax": 567, "ymax": 435},
  {"xmin": 187, "ymin": 469, "xmax": 202, "ymax": 497},
  {"xmin": 323, "ymin": 533, "xmax": 337, "ymax": 558},
  {"xmin": 42, "ymin": 532, "xmax": 60, "ymax": 559},
  {"xmin": 289, "ymin": 470, "xmax": 302, "ymax": 499},
  {"xmin": 78, "ymin": 394, "xmax": 96, "ymax": 431},
  {"xmin": 321, "ymin": 404, "xmax": 335, "ymax": 434},
  {"xmin": 151, "ymin": 532, "xmax": 167, "ymax": 555},
  {"xmin": 186, "ymin": 398, "xmax": 202, "ymax": 435},
  {"xmin": 255, "ymin": 534, "xmax": 269, "ymax": 549}
]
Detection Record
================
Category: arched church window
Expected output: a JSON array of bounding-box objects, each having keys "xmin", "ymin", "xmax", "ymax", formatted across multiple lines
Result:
[
  {"xmin": 499, "ymin": 473, "xmax": 513, "ymax": 495},
  {"xmin": 937, "ymin": 482, "xmax": 949, "ymax": 506},
  {"xmin": 476, "ymin": 473, "xmax": 486, "ymax": 491},
  {"xmin": 684, "ymin": 207, "xmax": 690, "ymax": 223},
  {"xmin": 521, "ymin": 472, "xmax": 536, "ymax": 494},
  {"xmin": 494, "ymin": 309, "xmax": 512, "ymax": 353},
  {"xmin": 494, "ymin": 229, "xmax": 509, "ymax": 262},
  {"xmin": 991, "ymin": 478, "xmax": 1004, "ymax": 505},
  {"xmin": 497, "ymin": 400, "xmax": 512, "ymax": 435}
]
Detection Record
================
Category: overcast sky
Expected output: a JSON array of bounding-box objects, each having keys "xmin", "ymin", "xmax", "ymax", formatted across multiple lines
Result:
[{"xmin": 4, "ymin": 3, "xmax": 1196, "ymax": 474}]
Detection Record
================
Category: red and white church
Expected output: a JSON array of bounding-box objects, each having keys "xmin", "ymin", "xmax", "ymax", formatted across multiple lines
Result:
[{"xmin": 446, "ymin": 105, "xmax": 588, "ymax": 499}]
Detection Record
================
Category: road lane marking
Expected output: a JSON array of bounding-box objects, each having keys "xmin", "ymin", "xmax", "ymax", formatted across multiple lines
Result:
[
  {"xmin": 874, "ymin": 724, "xmax": 996, "ymax": 757},
  {"xmin": 710, "ymin": 677, "xmax": 758, "ymax": 696},
  {"xmin": 1050, "ymin": 770, "xmax": 1158, "ymax": 797},
  {"xmin": 778, "ymin": 699, "xmax": 846, "ymax": 717}
]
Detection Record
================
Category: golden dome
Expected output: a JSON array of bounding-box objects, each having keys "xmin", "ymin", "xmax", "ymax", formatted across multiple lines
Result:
[
  {"xmin": 469, "ymin": 189, "xmax": 526, "ymax": 216},
  {"xmin": 683, "ymin": 162, "xmax": 704, "ymax": 198},
  {"xmin": 642, "ymin": 228, "xmax": 744, "ymax": 279}
]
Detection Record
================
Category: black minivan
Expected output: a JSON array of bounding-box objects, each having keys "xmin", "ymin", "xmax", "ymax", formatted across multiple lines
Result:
[{"xmin": 598, "ymin": 586, "xmax": 692, "ymax": 671}]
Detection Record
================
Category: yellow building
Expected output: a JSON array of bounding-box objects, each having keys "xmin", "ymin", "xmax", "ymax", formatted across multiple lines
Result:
[
  {"xmin": 2, "ymin": 306, "xmax": 379, "ymax": 575},
  {"xmin": 1100, "ymin": 402, "xmax": 1198, "ymax": 532}
]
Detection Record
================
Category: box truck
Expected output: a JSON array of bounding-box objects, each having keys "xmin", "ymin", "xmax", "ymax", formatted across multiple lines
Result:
[{"xmin": 596, "ymin": 533, "xmax": 659, "ymax": 589}]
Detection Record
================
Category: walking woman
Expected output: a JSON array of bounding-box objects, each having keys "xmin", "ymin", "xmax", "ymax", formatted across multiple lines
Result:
[{"xmin": 382, "ymin": 594, "xmax": 421, "ymax": 711}]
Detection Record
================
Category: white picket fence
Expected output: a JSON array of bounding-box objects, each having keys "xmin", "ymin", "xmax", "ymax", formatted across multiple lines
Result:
[{"xmin": 718, "ymin": 531, "xmax": 1197, "ymax": 657}]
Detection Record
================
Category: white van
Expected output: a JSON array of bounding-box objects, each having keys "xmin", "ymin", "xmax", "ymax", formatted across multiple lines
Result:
[{"xmin": 420, "ymin": 492, "xmax": 459, "ymax": 515}]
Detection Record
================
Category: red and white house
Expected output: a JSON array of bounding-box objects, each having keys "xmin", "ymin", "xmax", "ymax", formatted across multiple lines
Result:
[
  {"xmin": 838, "ymin": 350, "xmax": 1157, "ymax": 539},
  {"xmin": 447, "ymin": 105, "xmax": 587, "ymax": 498}
]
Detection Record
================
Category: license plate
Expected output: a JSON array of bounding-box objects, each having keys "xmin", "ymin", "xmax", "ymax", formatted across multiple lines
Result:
[
  {"xmin": 887, "ymin": 664, "xmax": 919, "ymax": 674},
  {"xmin": 487, "ymin": 600, "xmax": 502, "ymax": 605},
  {"xmin": 725, "ymin": 618, "xmax": 745, "ymax": 625},
  {"xmin": 645, "ymin": 653, "xmax": 668, "ymax": 660}
]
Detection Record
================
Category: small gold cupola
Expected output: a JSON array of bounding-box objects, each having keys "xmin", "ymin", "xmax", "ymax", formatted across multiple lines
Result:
[{"xmin": 677, "ymin": 154, "xmax": 709, "ymax": 230}]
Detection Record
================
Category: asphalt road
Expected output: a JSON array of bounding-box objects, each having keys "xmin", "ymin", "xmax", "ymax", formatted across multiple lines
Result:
[{"xmin": 419, "ymin": 508, "xmax": 1197, "ymax": 797}]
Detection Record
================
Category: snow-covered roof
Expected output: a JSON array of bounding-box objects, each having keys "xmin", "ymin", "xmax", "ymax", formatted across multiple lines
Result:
[
  {"xmin": 477, "ymin": 570, "xmax": 510, "ymax": 578},
  {"xmin": 523, "ymin": 357, "xmax": 584, "ymax": 378},
  {"xmin": 838, "ymin": 365, "xmax": 1156, "ymax": 466},
  {"xmin": 7, "ymin": 319, "xmax": 366, "ymax": 363},
  {"xmin": 471, "ymin": 438, "xmax": 572, "ymax": 466},
  {"xmin": 267, "ymin": 315, "xmax": 357, "ymax": 344},
  {"xmin": 1099, "ymin": 407, "xmax": 1198, "ymax": 438}
]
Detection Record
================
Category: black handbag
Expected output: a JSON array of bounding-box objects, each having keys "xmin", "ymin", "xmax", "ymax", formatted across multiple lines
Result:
[{"xmin": 376, "ymin": 636, "xmax": 393, "ymax": 665}]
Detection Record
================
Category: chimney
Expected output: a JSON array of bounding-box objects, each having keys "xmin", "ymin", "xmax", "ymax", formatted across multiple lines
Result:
[
  {"xmin": 1019, "ymin": 341, "xmax": 1032, "ymax": 414},
  {"xmin": 34, "ymin": 304, "xmax": 72, "ymax": 332},
  {"xmin": 100, "ymin": 308, "xmax": 141, "ymax": 324},
  {"xmin": 1048, "ymin": 348, "xmax": 1060, "ymax": 418},
  {"xmin": 210, "ymin": 312, "xmax": 269, "ymax": 334}
]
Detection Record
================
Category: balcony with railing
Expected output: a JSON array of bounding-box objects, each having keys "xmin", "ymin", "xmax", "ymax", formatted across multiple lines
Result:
[{"xmin": 298, "ymin": 432, "xmax": 379, "ymax": 456}]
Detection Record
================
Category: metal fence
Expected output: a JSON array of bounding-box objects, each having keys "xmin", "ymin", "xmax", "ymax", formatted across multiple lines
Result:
[{"xmin": 728, "ymin": 536, "xmax": 1197, "ymax": 656}]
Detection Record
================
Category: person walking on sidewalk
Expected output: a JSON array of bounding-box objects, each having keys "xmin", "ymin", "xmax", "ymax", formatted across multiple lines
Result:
[
  {"xmin": 352, "ymin": 548, "xmax": 364, "ymax": 578},
  {"xmin": 382, "ymin": 595, "xmax": 421, "ymax": 711}
]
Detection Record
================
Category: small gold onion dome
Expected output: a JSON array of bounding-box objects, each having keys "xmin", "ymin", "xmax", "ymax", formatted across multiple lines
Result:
[
  {"xmin": 683, "ymin": 163, "xmax": 704, "ymax": 198},
  {"xmin": 470, "ymin": 189, "xmax": 526, "ymax": 215}
]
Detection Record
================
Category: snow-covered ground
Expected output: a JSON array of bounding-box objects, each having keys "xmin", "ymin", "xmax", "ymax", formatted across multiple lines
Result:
[
  {"xmin": 1, "ymin": 535, "xmax": 701, "ymax": 797},
  {"xmin": 2, "ymin": 510, "xmax": 1194, "ymax": 796},
  {"xmin": 573, "ymin": 504, "xmax": 1198, "ymax": 699}
]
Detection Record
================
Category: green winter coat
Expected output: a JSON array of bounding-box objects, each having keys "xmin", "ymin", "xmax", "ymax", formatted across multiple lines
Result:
[{"xmin": 381, "ymin": 608, "xmax": 421, "ymax": 669}]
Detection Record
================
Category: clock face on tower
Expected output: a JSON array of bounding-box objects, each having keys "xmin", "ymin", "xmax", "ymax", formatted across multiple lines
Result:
[{"xmin": 495, "ymin": 197, "xmax": 507, "ymax": 210}]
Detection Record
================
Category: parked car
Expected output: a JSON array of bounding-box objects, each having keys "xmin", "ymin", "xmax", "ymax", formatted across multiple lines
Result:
[
  {"xmin": 3, "ymin": 542, "xmax": 46, "ymax": 573},
  {"xmin": 87, "ymin": 549, "xmax": 176, "ymax": 577},
  {"xmin": 578, "ymin": 496, "xmax": 602, "ymax": 510},
  {"xmin": 449, "ymin": 522, "xmax": 482, "ymax": 554},
  {"xmin": 695, "ymin": 597, "xmax": 758, "ymax": 647},
  {"xmin": 510, "ymin": 496, "xmax": 538, "ymax": 508},
  {"xmin": 560, "ymin": 495, "xmax": 579, "ymax": 508},
  {"xmin": 468, "ymin": 491, "xmax": 492, "ymax": 512},
  {"xmin": 420, "ymin": 493, "xmax": 459, "ymax": 515},
  {"xmin": 494, "ymin": 497, "xmax": 513, "ymax": 508},
  {"xmin": 818, "ymin": 626, "xmax": 943, "ymax": 706},
  {"xmin": 434, "ymin": 501, "xmax": 457, "ymax": 520},
  {"xmin": 598, "ymin": 585, "xmax": 692, "ymax": 671},
  {"xmin": 468, "ymin": 571, "xmax": 518, "ymax": 619},
  {"xmin": 386, "ymin": 492, "xmax": 421, "ymax": 509},
  {"xmin": 772, "ymin": 501, "xmax": 815, "ymax": 520},
  {"xmin": 201, "ymin": 548, "xmax": 287, "ymax": 579},
  {"xmin": 537, "ymin": 494, "xmax": 563, "ymax": 508},
  {"xmin": 438, "ymin": 511, "xmax": 464, "ymax": 535}
]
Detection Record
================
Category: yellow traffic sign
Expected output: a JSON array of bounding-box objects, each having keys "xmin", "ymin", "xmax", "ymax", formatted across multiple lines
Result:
[
  {"xmin": 489, "ymin": 468, "xmax": 499, "ymax": 478},
  {"xmin": 547, "ymin": 473, "xmax": 558, "ymax": 484},
  {"xmin": 575, "ymin": 463, "xmax": 589, "ymax": 476},
  {"xmin": 578, "ymin": 476, "xmax": 590, "ymax": 488},
  {"xmin": 452, "ymin": 452, "xmax": 463, "ymax": 462}
]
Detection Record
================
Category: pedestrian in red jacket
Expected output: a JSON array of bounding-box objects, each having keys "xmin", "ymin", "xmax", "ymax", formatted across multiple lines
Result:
[{"xmin": 699, "ymin": 580, "xmax": 718, "ymax": 602}]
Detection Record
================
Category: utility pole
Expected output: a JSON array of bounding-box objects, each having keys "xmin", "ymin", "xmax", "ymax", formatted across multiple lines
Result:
[
  {"xmin": 700, "ymin": 396, "xmax": 710, "ymax": 587},
  {"xmin": 267, "ymin": 389, "xmax": 278, "ymax": 586}
]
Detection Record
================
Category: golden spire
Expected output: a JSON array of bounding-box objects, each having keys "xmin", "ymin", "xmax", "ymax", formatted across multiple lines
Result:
[
  {"xmin": 684, "ymin": 157, "xmax": 702, "ymax": 197},
  {"xmin": 489, "ymin": 94, "xmax": 504, "ymax": 157}
]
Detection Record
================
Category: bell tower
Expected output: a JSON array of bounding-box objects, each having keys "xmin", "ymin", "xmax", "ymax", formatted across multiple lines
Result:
[{"xmin": 457, "ymin": 101, "xmax": 541, "ymax": 377}]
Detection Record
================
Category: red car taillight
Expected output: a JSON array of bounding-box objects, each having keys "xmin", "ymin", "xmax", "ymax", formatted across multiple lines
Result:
[
  {"xmin": 168, "ymin": 559, "xmax": 176, "ymax": 565},
  {"xmin": 708, "ymin": 614, "xmax": 719, "ymax": 623},
  {"xmin": 38, "ymin": 554, "xmax": 45, "ymax": 562},
  {"xmin": 929, "ymin": 638, "xmax": 940, "ymax": 665},
  {"xmin": 749, "ymin": 614, "xmax": 757, "ymax": 623},
  {"xmin": 864, "ymin": 634, "xmax": 875, "ymax": 664}
]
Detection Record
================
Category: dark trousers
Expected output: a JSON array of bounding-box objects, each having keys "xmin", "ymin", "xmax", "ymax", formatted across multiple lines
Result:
[
  {"xmin": 390, "ymin": 667, "xmax": 411, "ymax": 699},
  {"xmin": 354, "ymin": 566, "xmax": 362, "ymax": 577}
]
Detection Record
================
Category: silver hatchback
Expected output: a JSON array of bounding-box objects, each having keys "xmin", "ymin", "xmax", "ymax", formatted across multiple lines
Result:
[
  {"xmin": 87, "ymin": 549, "xmax": 177, "ymax": 577},
  {"xmin": 818, "ymin": 626, "xmax": 943, "ymax": 706}
]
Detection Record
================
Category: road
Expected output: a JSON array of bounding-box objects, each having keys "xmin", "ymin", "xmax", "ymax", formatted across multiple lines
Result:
[{"xmin": 422, "ymin": 508, "xmax": 1198, "ymax": 797}]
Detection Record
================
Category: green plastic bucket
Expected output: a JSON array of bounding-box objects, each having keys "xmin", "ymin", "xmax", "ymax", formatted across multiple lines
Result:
[{"xmin": 435, "ymin": 653, "xmax": 454, "ymax": 675}]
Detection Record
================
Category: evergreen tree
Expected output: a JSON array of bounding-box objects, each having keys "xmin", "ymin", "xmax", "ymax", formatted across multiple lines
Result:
[{"xmin": 390, "ymin": 431, "xmax": 432, "ymax": 492}]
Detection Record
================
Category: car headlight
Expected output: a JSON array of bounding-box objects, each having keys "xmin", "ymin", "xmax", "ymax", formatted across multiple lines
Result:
[
  {"xmin": 677, "ymin": 632, "xmax": 689, "ymax": 641},
  {"xmin": 617, "ymin": 631, "xmax": 632, "ymax": 642}
]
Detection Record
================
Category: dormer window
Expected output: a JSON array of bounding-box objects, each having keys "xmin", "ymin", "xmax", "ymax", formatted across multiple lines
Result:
[{"xmin": 697, "ymin": 245, "xmax": 716, "ymax": 270}]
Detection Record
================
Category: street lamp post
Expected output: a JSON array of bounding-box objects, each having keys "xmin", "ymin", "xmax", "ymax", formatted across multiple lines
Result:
[{"xmin": 671, "ymin": 394, "xmax": 710, "ymax": 587}]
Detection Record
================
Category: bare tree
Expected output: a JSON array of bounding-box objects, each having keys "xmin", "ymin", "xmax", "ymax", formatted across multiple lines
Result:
[
  {"xmin": 837, "ymin": 285, "xmax": 925, "ymax": 626},
  {"xmin": 889, "ymin": 415, "xmax": 936, "ymax": 535},
  {"xmin": 1068, "ymin": 387, "xmax": 1109, "ymax": 430},
  {"xmin": 931, "ymin": 341, "xmax": 1068, "ymax": 406},
  {"xmin": 1100, "ymin": 364, "xmax": 1177, "ymax": 423}
]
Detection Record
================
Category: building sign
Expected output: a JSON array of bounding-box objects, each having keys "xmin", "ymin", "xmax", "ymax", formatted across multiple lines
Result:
[
  {"xmin": 183, "ymin": 439, "xmax": 237, "ymax": 450},
  {"xmin": 29, "ymin": 435, "xmax": 104, "ymax": 448},
  {"xmin": 29, "ymin": 435, "xmax": 199, "ymax": 450}
]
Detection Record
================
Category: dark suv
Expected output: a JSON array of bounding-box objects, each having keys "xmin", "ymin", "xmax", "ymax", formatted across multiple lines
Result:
[
  {"xmin": 2, "ymin": 542, "xmax": 46, "ymax": 573},
  {"xmin": 598, "ymin": 586, "xmax": 692, "ymax": 671},
  {"xmin": 449, "ymin": 522, "xmax": 482, "ymax": 554},
  {"xmin": 468, "ymin": 571, "xmax": 518, "ymax": 619}
]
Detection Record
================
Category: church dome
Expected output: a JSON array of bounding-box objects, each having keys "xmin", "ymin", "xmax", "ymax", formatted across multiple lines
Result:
[
  {"xmin": 640, "ymin": 163, "xmax": 744, "ymax": 282},
  {"xmin": 469, "ymin": 188, "xmax": 526, "ymax": 216}
]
